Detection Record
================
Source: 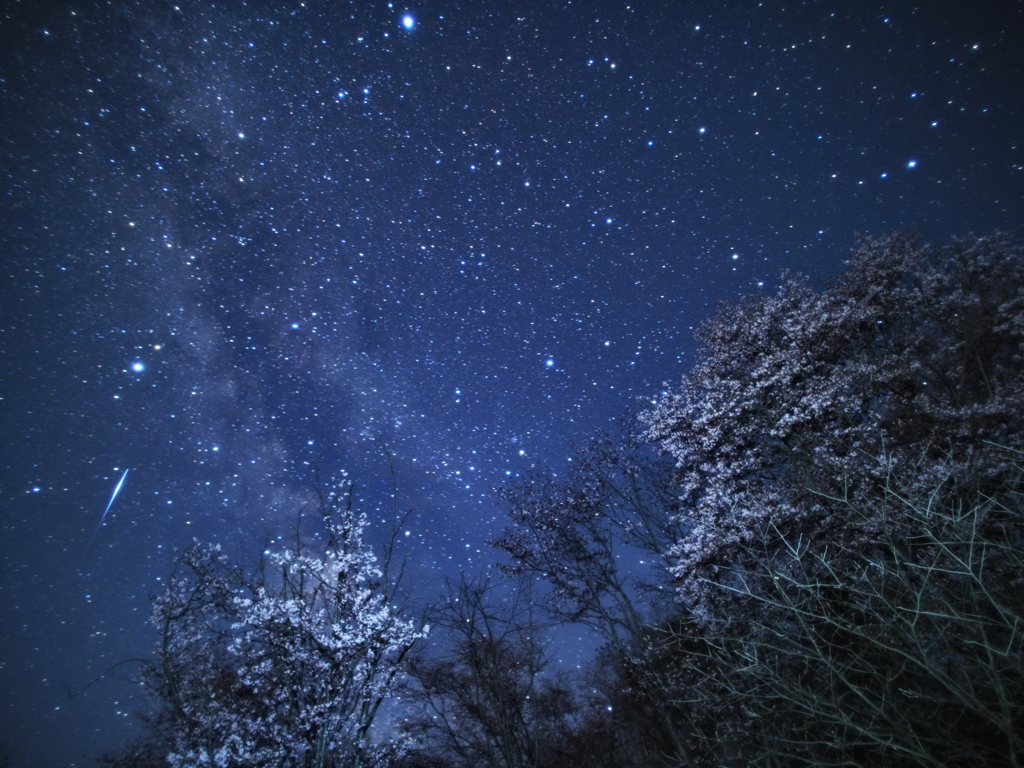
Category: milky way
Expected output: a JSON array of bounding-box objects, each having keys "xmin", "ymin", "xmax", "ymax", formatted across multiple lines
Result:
[{"xmin": 1, "ymin": 1, "xmax": 1021, "ymax": 764}]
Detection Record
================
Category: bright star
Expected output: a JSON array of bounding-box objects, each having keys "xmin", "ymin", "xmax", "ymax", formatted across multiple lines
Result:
[
  {"xmin": 131, "ymin": 361, "xmax": 145, "ymax": 372},
  {"xmin": 401, "ymin": 14, "xmax": 415, "ymax": 30}
]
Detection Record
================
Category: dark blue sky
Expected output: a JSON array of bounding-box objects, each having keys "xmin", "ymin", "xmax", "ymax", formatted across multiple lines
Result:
[{"xmin": 1, "ymin": 1, "xmax": 1021, "ymax": 765}]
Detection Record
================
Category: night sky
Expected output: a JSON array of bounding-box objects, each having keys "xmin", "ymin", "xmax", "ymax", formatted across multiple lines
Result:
[{"xmin": 1, "ymin": 0, "xmax": 1022, "ymax": 765}]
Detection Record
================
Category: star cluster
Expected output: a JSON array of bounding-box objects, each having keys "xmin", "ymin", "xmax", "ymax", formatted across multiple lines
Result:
[{"xmin": 1, "ymin": 0, "xmax": 1021, "ymax": 764}]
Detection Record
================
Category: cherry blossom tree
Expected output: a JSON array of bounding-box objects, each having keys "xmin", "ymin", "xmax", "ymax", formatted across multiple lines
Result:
[
  {"xmin": 642, "ymin": 232, "xmax": 1024, "ymax": 611},
  {"xmin": 143, "ymin": 476, "xmax": 426, "ymax": 768},
  {"xmin": 637, "ymin": 232, "xmax": 1024, "ymax": 766}
]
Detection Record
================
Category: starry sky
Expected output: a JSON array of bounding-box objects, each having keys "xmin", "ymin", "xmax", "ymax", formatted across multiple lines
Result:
[{"xmin": 1, "ymin": 0, "xmax": 1021, "ymax": 765}]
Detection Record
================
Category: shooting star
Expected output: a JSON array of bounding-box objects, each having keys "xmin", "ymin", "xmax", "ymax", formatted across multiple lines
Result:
[{"xmin": 82, "ymin": 468, "xmax": 129, "ymax": 560}]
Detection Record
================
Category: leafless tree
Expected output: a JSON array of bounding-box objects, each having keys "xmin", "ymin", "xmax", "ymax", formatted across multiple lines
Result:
[
  {"xmin": 492, "ymin": 426, "xmax": 695, "ymax": 765},
  {"xmin": 398, "ymin": 574, "xmax": 615, "ymax": 768},
  {"xmin": 678, "ymin": 451, "xmax": 1024, "ymax": 768},
  {"xmin": 493, "ymin": 424, "xmax": 683, "ymax": 651}
]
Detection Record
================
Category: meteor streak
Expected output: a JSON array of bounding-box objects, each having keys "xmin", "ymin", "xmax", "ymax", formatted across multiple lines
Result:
[{"xmin": 82, "ymin": 469, "xmax": 129, "ymax": 559}]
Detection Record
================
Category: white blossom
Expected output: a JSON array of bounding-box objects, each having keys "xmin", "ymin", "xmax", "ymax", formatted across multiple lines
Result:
[
  {"xmin": 145, "ymin": 478, "xmax": 426, "ymax": 768},
  {"xmin": 642, "ymin": 233, "xmax": 1024, "ymax": 610}
]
